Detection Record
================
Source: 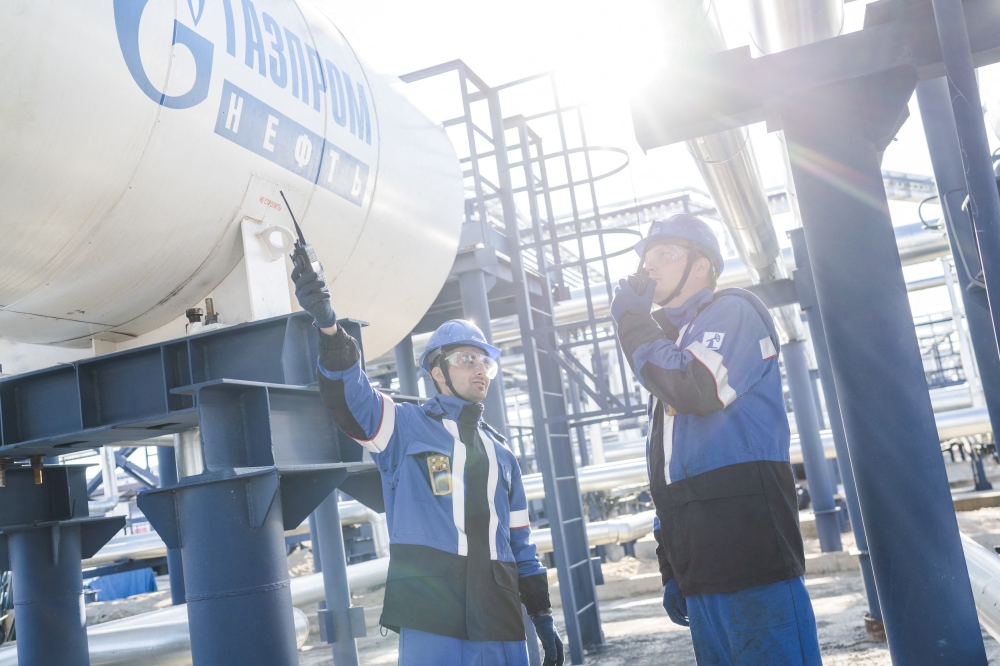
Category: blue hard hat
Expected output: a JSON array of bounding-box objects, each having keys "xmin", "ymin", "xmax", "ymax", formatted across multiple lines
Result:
[
  {"xmin": 633, "ymin": 214, "xmax": 724, "ymax": 275},
  {"xmin": 420, "ymin": 319, "xmax": 501, "ymax": 373}
]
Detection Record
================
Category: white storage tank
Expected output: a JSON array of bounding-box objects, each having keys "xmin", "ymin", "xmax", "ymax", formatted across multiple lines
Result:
[{"xmin": 0, "ymin": 0, "xmax": 462, "ymax": 356}]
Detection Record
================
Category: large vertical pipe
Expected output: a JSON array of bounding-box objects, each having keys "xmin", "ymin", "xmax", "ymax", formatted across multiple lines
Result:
[
  {"xmin": 9, "ymin": 525, "xmax": 88, "ymax": 666},
  {"xmin": 789, "ymin": 228, "xmax": 881, "ymax": 622},
  {"xmin": 782, "ymin": 78, "xmax": 986, "ymax": 663},
  {"xmin": 158, "ymin": 444, "xmax": 185, "ymax": 606},
  {"xmin": 393, "ymin": 335, "xmax": 420, "ymax": 397},
  {"xmin": 931, "ymin": 0, "xmax": 1000, "ymax": 361},
  {"xmin": 916, "ymin": 77, "xmax": 1000, "ymax": 435},
  {"xmin": 782, "ymin": 341, "xmax": 841, "ymax": 552},
  {"xmin": 172, "ymin": 477, "xmax": 300, "ymax": 666},
  {"xmin": 313, "ymin": 494, "xmax": 360, "ymax": 666},
  {"xmin": 458, "ymin": 269, "xmax": 508, "ymax": 437}
]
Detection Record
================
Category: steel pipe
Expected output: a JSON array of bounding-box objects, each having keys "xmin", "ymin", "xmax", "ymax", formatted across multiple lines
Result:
[
  {"xmin": 87, "ymin": 446, "xmax": 120, "ymax": 516},
  {"xmin": 0, "ymin": 606, "xmax": 310, "ymax": 666}
]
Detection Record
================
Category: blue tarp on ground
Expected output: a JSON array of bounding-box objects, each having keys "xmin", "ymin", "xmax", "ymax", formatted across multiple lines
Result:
[{"xmin": 87, "ymin": 569, "xmax": 158, "ymax": 602}]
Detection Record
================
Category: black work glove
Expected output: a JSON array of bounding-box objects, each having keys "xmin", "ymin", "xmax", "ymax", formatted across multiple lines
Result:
[
  {"xmin": 662, "ymin": 578, "xmax": 689, "ymax": 627},
  {"xmin": 610, "ymin": 277, "xmax": 656, "ymax": 325},
  {"xmin": 291, "ymin": 257, "xmax": 337, "ymax": 329},
  {"xmin": 531, "ymin": 613, "xmax": 564, "ymax": 666}
]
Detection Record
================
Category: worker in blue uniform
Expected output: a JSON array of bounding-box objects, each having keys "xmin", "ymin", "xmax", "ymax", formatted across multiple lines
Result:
[
  {"xmin": 291, "ymin": 255, "xmax": 564, "ymax": 666},
  {"xmin": 611, "ymin": 214, "xmax": 822, "ymax": 665}
]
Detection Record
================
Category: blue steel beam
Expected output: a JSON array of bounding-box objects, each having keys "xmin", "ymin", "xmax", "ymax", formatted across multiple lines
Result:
[
  {"xmin": 916, "ymin": 77, "xmax": 1000, "ymax": 438},
  {"xmin": 780, "ymin": 73, "xmax": 986, "ymax": 664},
  {"xmin": 781, "ymin": 340, "xmax": 842, "ymax": 552},
  {"xmin": 630, "ymin": 0, "xmax": 1000, "ymax": 150},
  {"xmin": 790, "ymin": 228, "xmax": 882, "ymax": 623},
  {"xmin": 0, "ymin": 313, "xmax": 330, "ymax": 456},
  {"xmin": 918, "ymin": 0, "xmax": 1000, "ymax": 428},
  {"xmin": 115, "ymin": 447, "xmax": 159, "ymax": 489},
  {"xmin": 158, "ymin": 443, "xmax": 185, "ymax": 606}
]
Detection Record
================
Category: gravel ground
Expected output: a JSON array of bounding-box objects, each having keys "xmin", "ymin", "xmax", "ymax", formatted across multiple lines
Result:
[
  {"xmin": 299, "ymin": 567, "xmax": 1000, "ymax": 665},
  {"xmin": 82, "ymin": 507, "xmax": 1000, "ymax": 665}
]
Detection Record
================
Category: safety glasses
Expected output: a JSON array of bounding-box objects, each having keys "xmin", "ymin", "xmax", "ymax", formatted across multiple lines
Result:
[
  {"xmin": 643, "ymin": 243, "xmax": 689, "ymax": 267},
  {"xmin": 444, "ymin": 351, "xmax": 499, "ymax": 379}
]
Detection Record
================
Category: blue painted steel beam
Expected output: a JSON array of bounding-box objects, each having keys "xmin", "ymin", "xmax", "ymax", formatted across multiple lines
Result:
[
  {"xmin": 782, "ymin": 340, "xmax": 842, "ymax": 552},
  {"xmin": 781, "ymin": 73, "xmax": 986, "ymax": 663},
  {"xmin": 314, "ymin": 492, "xmax": 362, "ymax": 665},
  {"xmin": 458, "ymin": 268, "xmax": 509, "ymax": 438},
  {"xmin": 158, "ymin": 443, "xmax": 185, "ymax": 606},
  {"xmin": 930, "ymin": 0, "xmax": 1000, "ymax": 377},
  {"xmin": 0, "ymin": 313, "xmax": 327, "ymax": 456},
  {"xmin": 0, "ymin": 466, "xmax": 124, "ymax": 666},
  {"xmin": 393, "ymin": 335, "xmax": 420, "ymax": 397},
  {"xmin": 630, "ymin": 0, "xmax": 1000, "ymax": 149},
  {"xmin": 790, "ymin": 228, "xmax": 882, "ymax": 621},
  {"xmin": 916, "ymin": 78, "xmax": 1000, "ymax": 434},
  {"xmin": 116, "ymin": 448, "xmax": 159, "ymax": 489}
]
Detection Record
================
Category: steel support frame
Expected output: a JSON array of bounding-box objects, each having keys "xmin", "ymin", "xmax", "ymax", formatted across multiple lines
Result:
[
  {"xmin": 0, "ymin": 466, "xmax": 124, "ymax": 666},
  {"xmin": 916, "ymin": 76, "xmax": 1000, "ymax": 434},
  {"xmin": 158, "ymin": 443, "xmax": 186, "ymax": 605},
  {"xmin": 458, "ymin": 268, "xmax": 509, "ymax": 437},
  {"xmin": 930, "ymin": 0, "xmax": 1000, "ymax": 371},
  {"xmin": 393, "ymin": 335, "xmax": 420, "ymax": 398},
  {"xmin": 781, "ymin": 72, "xmax": 986, "ymax": 663},
  {"xmin": 782, "ymin": 340, "xmax": 842, "ymax": 552},
  {"xmin": 790, "ymin": 228, "xmax": 882, "ymax": 621},
  {"xmin": 401, "ymin": 61, "xmax": 606, "ymax": 661},
  {"xmin": 313, "ymin": 492, "xmax": 363, "ymax": 666},
  {"xmin": 498, "ymin": 109, "xmax": 604, "ymax": 663},
  {"xmin": 0, "ymin": 314, "xmax": 379, "ymax": 666}
]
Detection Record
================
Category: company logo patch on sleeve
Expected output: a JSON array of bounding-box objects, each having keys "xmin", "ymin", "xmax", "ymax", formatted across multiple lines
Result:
[
  {"xmin": 760, "ymin": 336, "xmax": 777, "ymax": 360},
  {"xmin": 702, "ymin": 332, "xmax": 725, "ymax": 350}
]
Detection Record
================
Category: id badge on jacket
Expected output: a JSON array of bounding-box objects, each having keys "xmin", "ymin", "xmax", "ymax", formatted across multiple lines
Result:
[{"xmin": 426, "ymin": 454, "xmax": 453, "ymax": 495}]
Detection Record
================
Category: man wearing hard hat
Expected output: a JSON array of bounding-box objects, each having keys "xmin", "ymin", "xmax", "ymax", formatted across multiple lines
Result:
[
  {"xmin": 611, "ymin": 214, "xmax": 822, "ymax": 665},
  {"xmin": 291, "ymin": 259, "xmax": 564, "ymax": 666}
]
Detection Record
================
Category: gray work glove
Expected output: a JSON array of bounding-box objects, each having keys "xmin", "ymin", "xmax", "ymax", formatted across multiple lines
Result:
[
  {"xmin": 531, "ymin": 613, "xmax": 564, "ymax": 666},
  {"xmin": 662, "ymin": 578, "xmax": 689, "ymax": 627},
  {"xmin": 291, "ymin": 258, "xmax": 337, "ymax": 329}
]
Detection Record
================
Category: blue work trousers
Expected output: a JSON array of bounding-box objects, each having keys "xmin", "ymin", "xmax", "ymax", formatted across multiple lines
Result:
[
  {"xmin": 398, "ymin": 628, "xmax": 529, "ymax": 666},
  {"xmin": 688, "ymin": 576, "xmax": 822, "ymax": 666}
]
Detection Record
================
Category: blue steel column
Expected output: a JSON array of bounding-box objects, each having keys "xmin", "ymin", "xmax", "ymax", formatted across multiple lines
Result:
[
  {"xmin": 0, "ymin": 467, "xmax": 124, "ymax": 666},
  {"xmin": 458, "ymin": 269, "xmax": 508, "ymax": 437},
  {"xmin": 931, "ymin": 0, "xmax": 1000, "ymax": 361},
  {"xmin": 916, "ymin": 77, "xmax": 1000, "ymax": 433},
  {"xmin": 781, "ymin": 76, "xmax": 986, "ymax": 663},
  {"xmin": 393, "ymin": 335, "xmax": 420, "ymax": 397},
  {"xmin": 314, "ymin": 492, "xmax": 360, "ymax": 666},
  {"xmin": 9, "ymin": 526, "xmax": 88, "ymax": 665},
  {"xmin": 159, "ymin": 443, "xmax": 185, "ymax": 605},
  {"xmin": 170, "ymin": 473, "xmax": 300, "ymax": 665},
  {"xmin": 782, "ymin": 340, "xmax": 842, "ymax": 552},
  {"xmin": 789, "ymin": 228, "xmax": 882, "ymax": 624}
]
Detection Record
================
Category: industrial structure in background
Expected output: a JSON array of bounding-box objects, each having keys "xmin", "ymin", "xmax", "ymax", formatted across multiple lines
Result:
[{"xmin": 4, "ymin": 0, "xmax": 1000, "ymax": 665}]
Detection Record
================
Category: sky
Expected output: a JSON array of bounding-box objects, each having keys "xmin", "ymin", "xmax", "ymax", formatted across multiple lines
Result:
[{"xmin": 314, "ymin": 0, "xmax": 1000, "ymax": 322}]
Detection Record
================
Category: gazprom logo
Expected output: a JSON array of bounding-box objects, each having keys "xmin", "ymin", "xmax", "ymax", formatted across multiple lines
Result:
[{"xmin": 113, "ymin": 0, "xmax": 222, "ymax": 109}]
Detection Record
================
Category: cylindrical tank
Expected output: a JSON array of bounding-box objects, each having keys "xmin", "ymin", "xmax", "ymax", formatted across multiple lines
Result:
[{"xmin": 0, "ymin": 0, "xmax": 463, "ymax": 357}]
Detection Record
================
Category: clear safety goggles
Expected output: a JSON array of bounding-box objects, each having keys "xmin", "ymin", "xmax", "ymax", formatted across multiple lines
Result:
[
  {"xmin": 643, "ymin": 243, "xmax": 689, "ymax": 267},
  {"xmin": 444, "ymin": 351, "xmax": 499, "ymax": 379}
]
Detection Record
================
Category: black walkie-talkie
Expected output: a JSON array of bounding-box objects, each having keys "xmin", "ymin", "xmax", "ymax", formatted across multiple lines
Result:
[
  {"xmin": 279, "ymin": 190, "xmax": 322, "ymax": 276},
  {"xmin": 627, "ymin": 252, "xmax": 652, "ymax": 294}
]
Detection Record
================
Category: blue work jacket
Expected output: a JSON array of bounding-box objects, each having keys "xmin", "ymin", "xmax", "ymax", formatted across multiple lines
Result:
[
  {"xmin": 314, "ymin": 327, "xmax": 548, "ymax": 640},
  {"xmin": 616, "ymin": 287, "xmax": 805, "ymax": 596}
]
